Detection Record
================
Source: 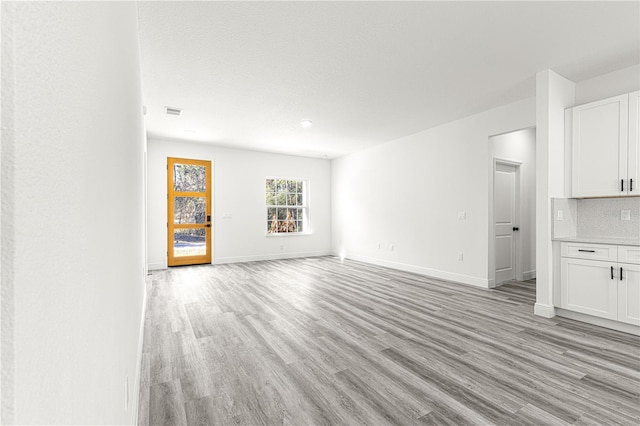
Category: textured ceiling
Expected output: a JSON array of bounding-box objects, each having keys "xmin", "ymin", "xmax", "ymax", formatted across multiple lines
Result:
[{"xmin": 137, "ymin": 1, "xmax": 639, "ymax": 158}]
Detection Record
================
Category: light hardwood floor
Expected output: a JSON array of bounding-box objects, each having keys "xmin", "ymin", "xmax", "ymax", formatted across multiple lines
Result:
[{"xmin": 138, "ymin": 257, "xmax": 640, "ymax": 425}]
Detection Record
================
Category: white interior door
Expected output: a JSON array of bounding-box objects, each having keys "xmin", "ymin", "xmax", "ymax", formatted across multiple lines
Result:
[{"xmin": 495, "ymin": 162, "xmax": 518, "ymax": 284}]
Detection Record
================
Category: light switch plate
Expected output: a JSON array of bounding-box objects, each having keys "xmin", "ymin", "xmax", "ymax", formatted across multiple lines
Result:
[
  {"xmin": 457, "ymin": 211, "xmax": 466, "ymax": 220},
  {"xmin": 621, "ymin": 209, "xmax": 631, "ymax": 221}
]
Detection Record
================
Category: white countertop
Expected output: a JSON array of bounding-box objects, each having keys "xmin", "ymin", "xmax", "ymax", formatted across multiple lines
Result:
[{"xmin": 552, "ymin": 236, "xmax": 640, "ymax": 246}]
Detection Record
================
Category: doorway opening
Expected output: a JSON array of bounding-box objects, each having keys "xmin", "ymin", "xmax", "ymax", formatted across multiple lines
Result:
[
  {"xmin": 488, "ymin": 127, "xmax": 536, "ymax": 288},
  {"xmin": 167, "ymin": 157, "xmax": 212, "ymax": 266}
]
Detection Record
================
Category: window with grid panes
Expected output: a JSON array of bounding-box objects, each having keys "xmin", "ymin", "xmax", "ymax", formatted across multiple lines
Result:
[{"xmin": 266, "ymin": 178, "xmax": 308, "ymax": 234}]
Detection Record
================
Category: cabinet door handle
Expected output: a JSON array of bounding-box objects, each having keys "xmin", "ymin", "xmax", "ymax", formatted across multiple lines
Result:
[
  {"xmin": 620, "ymin": 267, "xmax": 623, "ymax": 280},
  {"xmin": 578, "ymin": 249, "xmax": 595, "ymax": 253},
  {"xmin": 631, "ymin": 179, "xmax": 634, "ymax": 192},
  {"xmin": 621, "ymin": 179, "xmax": 624, "ymax": 192},
  {"xmin": 611, "ymin": 266, "xmax": 614, "ymax": 280}
]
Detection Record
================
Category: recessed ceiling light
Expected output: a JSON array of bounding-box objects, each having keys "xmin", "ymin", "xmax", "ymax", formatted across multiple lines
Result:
[
  {"xmin": 300, "ymin": 120, "xmax": 313, "ymax": 127},
  {"xmin": 165, "ymin": 106, "xmax": 183, "ymax": 116}
]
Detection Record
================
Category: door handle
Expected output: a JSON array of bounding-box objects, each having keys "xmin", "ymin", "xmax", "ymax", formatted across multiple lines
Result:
[
  {"xmin": 512, "ymin": 227, "xmax": 519, "ymax": 231},
  {"xmin": 620, "ymin": 267, "xmax": 623, "ymax": 280},
  {"xmin": 611, "ymin": 266, "xmax": 614, "ymax": 280},
  {"xmin": 621, "ymin": 179, "xmax": 624, "ymax": 192},
  {"xmin": 578, "ymin": 249, "xmax": 595, "ymax": 253},
  {"xmin": 631, "ymin": 179, "xmax": 634, "ymax": 192}
]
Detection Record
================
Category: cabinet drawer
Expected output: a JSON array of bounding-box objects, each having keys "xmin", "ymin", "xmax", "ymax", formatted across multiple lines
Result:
[
  {"xmin": 618, "ymin": 246, "xmax": 640, "ymax": 265},
  {"xmin": 561, "ymin": 242, "xmax": 617, "ymax": 261}
]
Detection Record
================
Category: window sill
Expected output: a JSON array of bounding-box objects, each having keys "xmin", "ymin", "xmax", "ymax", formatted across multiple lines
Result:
[{"xmin": 265, "ymin": 232, "xmax": 312, "ymax": 237}]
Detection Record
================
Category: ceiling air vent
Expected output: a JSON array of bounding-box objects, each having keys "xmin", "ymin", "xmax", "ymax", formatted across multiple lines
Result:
[{"xmin": 164, "ymin": 106, "xmax": 183, "ymax": 116}]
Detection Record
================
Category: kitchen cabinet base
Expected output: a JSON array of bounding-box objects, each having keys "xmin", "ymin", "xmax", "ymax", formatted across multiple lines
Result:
[{"xmin": 556, "ymin": 308, "xmax": 640, "ymax": 336}]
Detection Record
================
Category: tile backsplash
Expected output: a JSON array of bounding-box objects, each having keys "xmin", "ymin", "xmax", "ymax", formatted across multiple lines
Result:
[{"xmin": 576, "ymin": 197, "xmax": 640, "ymax": 239}]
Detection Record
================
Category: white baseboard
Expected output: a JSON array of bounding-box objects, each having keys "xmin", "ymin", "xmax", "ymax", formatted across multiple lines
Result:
[
  {"xmin": 130, "ymin": 279, "xmax": 148, "ymax": 425},
  {"xmin": 147, "ymin": 262, "xmax": 166, "ymax": 271},
  {"xmin": 487, "ymin": 279, "xmax": 497, "ymax": 289},
  {"xmin": 556, "ymin": 308, "xmax": 640, "ymax": 336},
  {"xmin": 534, "ymin": 303, "xmax": 556, "ymax": 318},
  {"xmin": 149, "ymin": 252, "xmax": 330, "ymax": 270},
  {"xmin": 334, "ymin": 252, "xmax": 491, "ymax": 288},
  {"xmin": 523, "ymin": 270, "xmax": 536, "ymax": 280},
  {"xmin": 214, "ymin": 250, "xmax": 331, "ymax": 265}
]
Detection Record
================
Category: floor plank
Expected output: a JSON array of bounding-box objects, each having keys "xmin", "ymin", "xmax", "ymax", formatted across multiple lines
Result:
[{"xmin": 138, "ymin": 257, "xmax": 640, "ymax": 425}]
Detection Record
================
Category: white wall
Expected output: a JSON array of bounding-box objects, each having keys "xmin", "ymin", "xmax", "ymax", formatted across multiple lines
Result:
[
  {"xmin": 575, "ymin": 64, "xmax": 640, "ymax": 105},
  {"xmin": 2, "ymin": 3, "xmax": 146, "ymax": 424},
  {"xmin": 489, "ymin": 127, "xmax": 536, "ymax": 283},
  {"xmin": 147, "ymin": 139, "xmax": 331, "ymax": 269},
  {"xmin": 331, "ymin": 97, "xmax": 535, "ymax": 288}
]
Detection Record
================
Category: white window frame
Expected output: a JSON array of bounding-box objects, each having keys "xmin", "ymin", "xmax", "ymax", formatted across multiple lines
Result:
[{"xmin": 265, "ymin": 177, "xmax": 310, "ymax": 236}]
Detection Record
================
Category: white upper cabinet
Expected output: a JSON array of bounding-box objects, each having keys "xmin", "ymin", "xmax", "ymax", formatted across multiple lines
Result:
[
  {"xmin": 628, "ymin": 91, "xmax": 639, "ymax": 195},
  {"xmin": 571, "ymin": 94, "xmax": 629, "ymax": 197}
]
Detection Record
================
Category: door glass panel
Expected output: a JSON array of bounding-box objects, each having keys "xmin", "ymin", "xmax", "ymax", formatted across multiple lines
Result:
[
  {"xmin": 174, "ymin": 196, "xmax": 206, "ymax": 224},
  {"xmin": 173, "ymin": 228, "xmax": 206, "ymax": 257},
  {"xmin": 173, "ymin": 163, "xmax": 206, "ymax": 192}
]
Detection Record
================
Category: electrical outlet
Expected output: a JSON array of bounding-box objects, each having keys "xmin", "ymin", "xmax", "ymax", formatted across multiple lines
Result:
[
  {"xmin": 390, "ymin": 244, "xmax": 395, "ymax": 251},
  {"xmin": 458, "ymin": 253, "xmax": 464, "ymax": 261},
  {"xmin": 458, "ymin": 211, "xmax": 466, "ymax": 220},
  {"xmin": 557, "ymin": 210, "xmax": 564, "ymax": 221},
  {"xmin": 621, "ymin": 210, "xmax": 631, "ymax": 221}
]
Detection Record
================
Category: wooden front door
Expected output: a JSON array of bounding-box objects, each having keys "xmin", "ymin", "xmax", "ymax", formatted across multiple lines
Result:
[{"xmin": 167, "ymin": 157, "xmax": 212, "ymax": 266}]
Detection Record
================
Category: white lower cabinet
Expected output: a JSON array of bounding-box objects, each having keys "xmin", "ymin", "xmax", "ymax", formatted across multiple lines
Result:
[
  {"xmin": 618, "ymin": 263, "xmax": 640, "ymax": 326},
  {"xmin": 560, "ymin": 257, "xmax": 618, "ymax": 320},
  {"xmin": 560, "ymin": 243, "xmax": 640, "ymax": 326}
]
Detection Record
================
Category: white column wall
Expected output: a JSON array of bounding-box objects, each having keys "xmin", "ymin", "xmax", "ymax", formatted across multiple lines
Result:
[
  {"xmin": 535, "ymin": 70, "xmax": 575, "ymax": 318},
  {"xmin": 2, "ymin": 3, "xmax": 147, "ymax": 424}
]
